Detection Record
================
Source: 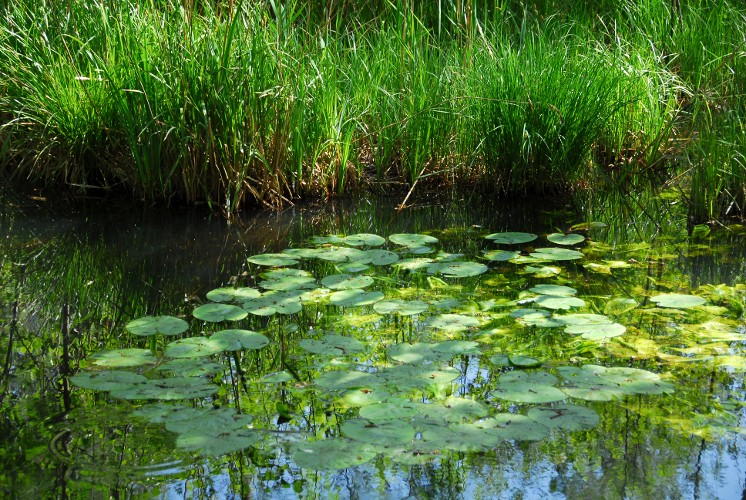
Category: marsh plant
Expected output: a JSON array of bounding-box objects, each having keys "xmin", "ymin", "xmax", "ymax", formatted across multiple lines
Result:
[{"xmin": 0, "ymin": 0, "xmax": 744, "ymax": 219}]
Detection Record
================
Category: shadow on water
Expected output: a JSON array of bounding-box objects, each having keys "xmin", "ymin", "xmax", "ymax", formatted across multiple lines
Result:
[{"xmin": 1, "ymin": 190, "xmax": 745, "ymax": 498}]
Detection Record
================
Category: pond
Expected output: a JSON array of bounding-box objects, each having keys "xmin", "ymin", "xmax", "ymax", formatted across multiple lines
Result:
[{"xmin": 1, "ymin": 193, "xmax": 745, "ymax": 499}]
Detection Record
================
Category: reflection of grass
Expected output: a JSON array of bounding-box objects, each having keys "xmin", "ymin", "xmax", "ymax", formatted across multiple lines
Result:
[{"xmin": 0, "ymin": 1, "xmax": 744, "ymax": 220}]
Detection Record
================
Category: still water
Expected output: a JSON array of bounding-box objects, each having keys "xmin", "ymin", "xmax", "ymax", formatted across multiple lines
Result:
[{"xmin": 1, "ymin": 193, "xmax": 745, "ymax": 499}]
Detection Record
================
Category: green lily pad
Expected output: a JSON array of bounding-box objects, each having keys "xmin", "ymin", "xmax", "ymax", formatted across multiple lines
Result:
[
  {"xmin": 529, "ymin": 284, "xmax": 577, "ymax": 296},
  {"xmin": 343, "ymin": 233, "xmax": 386, "ymax": 247},
  {"xmin": 205, "ymin": 287, "xmax": 261, "ymax": 303},
  {"xmin": 534, "ymin": 295, "xmax": 586, "ymax": 310},
  {"xmin": 340, "ymin": 388, "xmax": 394, "ymax": 407},
  {"xmin": 359, "ymin": 401, "xmax": 420, "ymax": 420},
  {"xmin": 330, "ymin": 289, "xmax": 385, "ymax": 307},
  {"xmin": 564, "ymin": 322, "xmax": 626, "ymax": 340},
  {"xmin": 474, "ymin": 414, "xmax": 549, "ymax": 441},
  {"xmin": 557, "ymin": 366, "xmax": 626, "ymax": 401},
  {"xmin": 315, "ymin": 370, "xmax": 375, "ymax": 391},
  {"xmin": 315, "ymin": 246, "xmax": 366, "ymax": 263},
  {"xmin": 511, "ymin": 308, "xmax": 564, "ymax": 327},
  {"xmin": 418, "ymin": 397, "xmax": 490, "ymax": 423},
  {"xmin": 157, "ymin": 358, "xmax": 223, "ymax": 377},
  {"xmin": 193, "ymin": 303, "xmax": 248, "ymax": 322},
  {"xmin": 110, "ymin": 377, "xmax": 216, "ymax": 400},
  {"xmin": 427, "ymin": 314, "xmax": 480, "ymax": 331},
  {"xmin": 90, "ymin": 348, "xmax": 156, "ymax": 368},
  {"xmin": 490, "ymin": 371, "xmax": 566, "ymax": 403},
  {"xmin": 260, "ymin": 269, "xmax": 317, "ymax": 290},
  {"xmin": 70, "ymin": 370, "xmax": 147, "ymax": 391},
  {"xmin": 485, "ymin": 232, "xmax": 538, "ymax": 245},
  {"xmin": 243, "ymin": 291, "xmax": 304, "ymax": 316},
  {"xmin": 509, "ymin": 355, "xmax": 542, "ymax": 367},
  {"xmin": 359, "ymin": 249, "xmax": 399, "ymax": 266},
  {"xmin": 299, "ymin": 334, "xmax": 364, "ymax": 356},
  {"xmin": 164, "ymin": 407, "xmax": 253, "ymax": 434},
  {"xmin": 321, "ymin": 274, "xmax": 374, "ymax": 290},
  {"xmin": 546, "ymin": 233, "xmax": 586, "ymax": 246},
  {"xmin": 490, "ymin": 354, "xmax": 510, "ymax": 366},
  {"xmin": 392, "ymin": 258, "xmax": 434, "ymax": 271},
  {"xmin": 596, "ymin": 367, "xmax": 675, "ymax": 395},
  {"xmin": 522, "ymin": 265, "xmax": 562, "ymax": 277},
  {"xmin": 553, "ymin": 314, "xmax": 612, "ymax": 326},
  {"xmin": 530, "ymin": 248, "xmax": 584, "ymax": 261},
  {"xmin": 177, "ymin": 429, "xmax": 261, "ymax": 456},
  {"xmin": 247, "ymin": 253, "xmax": 298, "ymax": 267},
  {"xmin": 527, "ymin": 404, "xmax": 599, "ymax": 431},
  {"xmin": 604, "ymin": 298, "xmax": 639, "ymax": 315},
  {"xmin": 336, "ymin": 262, "xmax": 372, "ymax": 273},
  {"xmin": 210, "ymin": 329, "xmax": 269, "ymax": 351},
  {"xmin": 434, "ymin": 423, "xmax": 502, "ymax": 451},
  {"xmin": 428, "ymin": 261, "xmax": 489, "ymax": 278},
  {"xmin": 165, "ymin": 337, "xmax": 225, "ymax": 358},
  {"xmin": 373, "ymin": 299, "xmax": 428, "ymax": 316},
  {"xmin": 389, "ymin": 233, "xmax": 438, "ymax": 247},
  {"xmin": 290, "ymin": 438, "xmax": 377, "ymax": 470},
  {"xmin": 388, "ymin": 342, "xmax": 449, "ymax": 364},
  {"xmin": 260, "ymin": 371, "xmax": 295, "ymax": 383},
  {"xmin": 126, "ymin": 315, "xmax": 189, "ymax": 337},
  {"xmin": 650, "ymin": 293, "xmax": 706, "ymax": 309},
  {"xmin": 483, "ymin": 249, "xmax": 520, "ymax": 262},
  {"xmin": 342, "ymin": 418, "xmax": 416, "ymax": 446}
]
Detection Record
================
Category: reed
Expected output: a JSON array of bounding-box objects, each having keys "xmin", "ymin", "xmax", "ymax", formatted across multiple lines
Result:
[{"xmin": 0, "ymin": 0, "xmax": 744, "ymax": 221}]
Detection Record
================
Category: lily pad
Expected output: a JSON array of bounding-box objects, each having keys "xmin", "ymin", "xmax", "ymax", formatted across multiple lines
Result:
[
  {"xmin": 210, "ymin": 329, "xmax": 269, "ymax": 351},
  {"xmin": 315, "ymin": 246, "xmax": 366, "ymax": 263},
  {"xmin": 330, "ymin": 289, "xmax": 385, "ymax": 307},
  {"xmin": 246, "ymin": 253, "xmax": 299, "ymax": 267},
  {"xmin": 529, "ymin": 284, "xmax": 577, "ymax": 296},
  {"xmin": 299, "ymin": 334, "xmax": 364, "ymax": 356},
  {"xmin": 165, "ymin": 337, "xmax": 225, "ymax": 358},
  {"xmin": 427, "ymin": 314, "xmax": 480, "ymax": 331},
  {"xmin": 70, "ymin": 370, "xmax": 147, "ymax": 391},
  {"xmin": 483, "ymin": 249, "xmax": 520, "ymax": 262},
  {"xmin": 485, "ymin": 232, "xmax": 538, "ymax": 245},
  {"xmin": 340, "ymin": 388, "xmax": 394, "ymax": 407},
  {"xmin": 90, "ymin": 348, "xmax": 156, "ymax": 368},
  {"xmin": 177, "ymin": 429, "xmax": 261, "ymax": 456},
  {"xmin": 418, "ymin": 397, "xmax": 490, "ymax": 423},
  {"xmin": 343, "ymin": 233, "xmax": 386, "ymax": 247},
  {"xmin": 604, "ymin": 298, "xmax": 638, "ymax": 315},
  {"xmin": 373, "ymin": 299, "xmax": 428, "ymax": 316},
  {"xmin": 157, "ymin": 358, "xmax": 223, "ymax": 377},
  {"xmin": 342, "ymin": 418, "xmax": 416, "ymax": 446},
  {"xmin": 359, "ymin": 249, "xmax": 399, "ymax": 266},
  {"xmin": 359, "ymin": 401, "xmax": 420, "ymax": 420},
  {"xmin": 596, "ymin": 367, "xmax": 675, "ymax": 395},
  {"xmin": 290, "ymin": 438, "xmax": 377, "ymax": 470},
  {"xmin": 321, "ymin": 274, "xmax": 374, "ymax": 290},
  {"xmin": 110, "ymin": 377, "xmax": 216, "ymax": 400},
  {"xmin": 530, "ymin": 248, "xmax": 584, "ymax": 261},
  {"xmin": 564, "ymin": 322, "xmax": 626, "ymax": 340},
  {"xmin": 260, "ymin": 371, "xmax": 295, "ymax": 384},
  {"xmin": 193, "ymin": 303, "xmax": 248, "ymax": 322},
  {"xmin": 205, "ymin": 287, "xmax": 261, "ymax": 303},
  {"xmin": 490, "ymin": 371, "xmax": 566, "ymax": 403},
  {"xmin": 509, "ymin": 355, "xmax": 542, "ymax": 367},
  {"xmin": 242, "ymin": 291, "xmax": 304, "ymax": 316},
  {"xmin": 474, "ymin": 414, "xmax": 549, "ymax": 441},
  {"xmin": 260, "ymin": 269, "xmax": 317, "ymax": 291},
  {"xmin": 164, "ymin": 407, "xmax": 253, "ymax": 434},
  {"xmin": 527, "ymin": 404, "xmax": 599, "ymax": 431},
  {"xmin": 534, "ymin": 295, "xmax": 586, "ymax": 310},
  {"xmin": 126, "ymin": 316, "xmax": 189, "ymax": 337},
  {"xmin": 428, "ymin": 261, "xmax": 489, "ymax": 278},
  {"xmin": 650, "ymin": 293, "xmax": 706, "ymax": 309},
  {"xmin": 315, "ymin": 370, "xmax": 375, "ymax": 391},
  {"xmin": 389, "ymin": 233, "xmax": 438, "ymax": 247},
  {"xmin": 393, "ymin": 258, "xmax": 434, "ymax": 271},
  {"xmin": 546, "ymin": 233, "xmax": 586, "ymax": 246}
]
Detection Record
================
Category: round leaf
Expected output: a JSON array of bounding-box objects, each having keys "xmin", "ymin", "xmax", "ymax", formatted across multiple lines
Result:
[
  {"xmin": 650, "ymin": 293, "xmax": 706, "ymax": 309},
  {"xmin": 210, "ymin": 329, "xmax": 269, "ymax": 351},
  {"xmin": 126, "ymin": 315, "xmax": 188, "ymax": 337},
  {"xmin": 193, "ymin": 303, "xmax": 248, "ymax": 322},
  {"xmin": 546, "ymin": 233, "xmax": 585, "ymax": 246},
  {"xmin": 485, "ymin": 232, "xmax": 538, "ymax": 245}
]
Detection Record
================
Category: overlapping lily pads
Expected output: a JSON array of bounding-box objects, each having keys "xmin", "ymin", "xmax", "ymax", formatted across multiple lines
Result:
[
  {"xmin": 299, "ymin": 334, "xmax": 364, "ymax": 356},
  {"xmin": 247, "ymin": 253, "xmax": 299, "ymax": 267}
]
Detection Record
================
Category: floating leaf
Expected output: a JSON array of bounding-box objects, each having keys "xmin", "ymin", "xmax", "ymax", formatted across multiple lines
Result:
[
  {"xmin": 596, "ymin": 367, "xmax": 675, "ymax": 395},
  {"xmin": 565, "ymin": 322, "xmax": 626, "ymax": 340},
  {"xmin": 393, "ymin": 258, "xmax": 434, "ymax": 271},
  {"xmin": 419, "ymin": 397, "xmax": 490, "ymax": 423},
  {"xmin": 90, "ymin": 348, "xmax": 156, "ymax": 367},
  {"xmin": 474, "ymin": 414, "xmax": 549, "ymax": 441},
  {"xmin": 556, "ymin": 366, "xmax": 625, "ymax": 401},
  {"xmin": 509, "ymin": 355, "xmax": 542, "ymax": 367},
  {"xmin": 389, "ymin": 233, "xmax": 438, "ymax": 247},
  {"xmin": 246, "ymin": 253, "xmax": 298, "ymax": 267},
  {"xmin": 70, "ymin": 370, "xmax": 147, "ymax": 391},
  {"xmin": 373, "ymin": 299, "xmax": 428, "ymax": 316},
  {"xmin": 330, "ymin": 289, "xmax": 384, "ymax": 307},
  {"xmin": 260, "ymin": 269, "xmax": 317, "ymax": 290},
  {"xmin": 206, "ymin": 287, "xmax": 261, "ymax": 303},
  {"xmin": 157, "ymin": 358, "xmax": 223, "ymax": 377},
  {"xmin": 534, "ymin": 295, "xmax": 586, "ymax": 310},
  {"xmin": 165, "ymin": 337, "xmax": 225, "ymax": 358},
  {"xmin": 343, "ymin": 233, "xmax": 386, "ymax": 247},
  {"xmin": 485, "ymin": 232, "xmax": 538, "ymax": 245},
  {"xmin": 529, "ymin": 284, "xmax": 577, "ymax": 296},
  {"xmin": 522, "ymin": 265, "xmax": 562, "ymax": 277},
  {"xmin": 321, "ymin": 274, "xmax": 374, "ymax": 290},
  {"xmin": 530, "ymin": 248, "xmax": 584, "ymax": 261},
  {"xmin": 604, "ymin": 298, "xmax": 638, "ymax": 316},
  {"xmin": 650, "ymin": 293, "xmax": 706, "ymax": 309},
  {"xmin": 315, "ymin": 246, "xmax": 366, "ymax": 263},
  {"xmin": 342, "ymin": 418, "xmax": 416, "ymax": 446},
  {"xmin": 164, "ymin": 407, "xmax": 253, "ymax": 434},
  {"xmin": 554, "ymin": 314, "xmax": 612, "ymax": 326},
  {"xmin": 340, "ymin": 388, "xmax": 393, "ymax": 407},
  {"xmin": 428, "ymin": 261, "xmax": 489, "ymax": 278},
  {"xmin": 427, "ymin": 314, "xmax": 480, "ymax": 331},
  {"xmin": 110, "ymin": 378, "xmax": 216, "ymax": 400},
  {"xmin": 126, "ymin": 315, "xmax": 188, "ymax": 337},
  {"xmin": 290, "ymin": 438, "xmax": 377, "ymax": 470},
  {"xmin": 299, "ymin": 334, "xmax": 364, "ymax": 356},
  {"xmin": 193, "ymin": 303, "xmax": 248, "ymax": 322},
  {"xmin": 483, "ymin": 249, "xmax": 520, "ymax": 262},
  {"xmin": 490, "ymin": 371, "xmax": 566, "ymax": 403},
  {"xmin": 546, "ymin": 233, "xmax": 585, "ymax": 246},
  {"xmin": 433, "ymin": 423, "xmax": 503, "ymax": 451},
  {"xmin": 243, "ymin": 291, "xmax": 304, "ymax": 316},
  {"xmin": 177, "ymin": 429, "xmax": 261, "ymax": 456},
  {"xmin": 359, "ymin": 249, "xmax": 399, "ymax": 266},
  {"xmin": 315, "ymin": 370, "xmax": 375, "ymax": 391},
  {"xmin": 527, "ymin": 404, "xmax": 599, "ymax": 431},
  {"xmin": 260, "ymin": 371, "xmax": 295, "ymax": 383},
  {"xmin": 359, "ymin": 401, "xmax": 420, "ymax": 420},
  {"xmin": 210, "ymin": 330, "xmax": 269, "ymax": 351}
]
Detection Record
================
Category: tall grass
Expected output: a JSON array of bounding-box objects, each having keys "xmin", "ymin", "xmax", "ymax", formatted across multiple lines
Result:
[{"xmin": 0, "ymin": 0, "xmax": 744, "ymax": 221}]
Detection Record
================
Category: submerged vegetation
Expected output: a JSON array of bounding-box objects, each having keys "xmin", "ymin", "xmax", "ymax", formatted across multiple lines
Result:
[{"xmin": 0, "ymin": 0, "xmax": 744, "ymax": 218}]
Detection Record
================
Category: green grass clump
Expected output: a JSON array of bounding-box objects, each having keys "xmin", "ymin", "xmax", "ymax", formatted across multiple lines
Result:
[{"xmin": 0, "ymin": 0, "xmax": 744, "ymax": 221}]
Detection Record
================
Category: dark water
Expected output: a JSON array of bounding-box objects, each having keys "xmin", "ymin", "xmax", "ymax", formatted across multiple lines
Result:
[{"xmin": 1, "ymin": 192, "xmax": 745, "ymax": 499}]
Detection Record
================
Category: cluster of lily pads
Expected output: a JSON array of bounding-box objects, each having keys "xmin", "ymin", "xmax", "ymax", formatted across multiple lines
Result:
[{"xmin": 70, "ymin": 230, "xmax": 724, "ymax": 469}]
